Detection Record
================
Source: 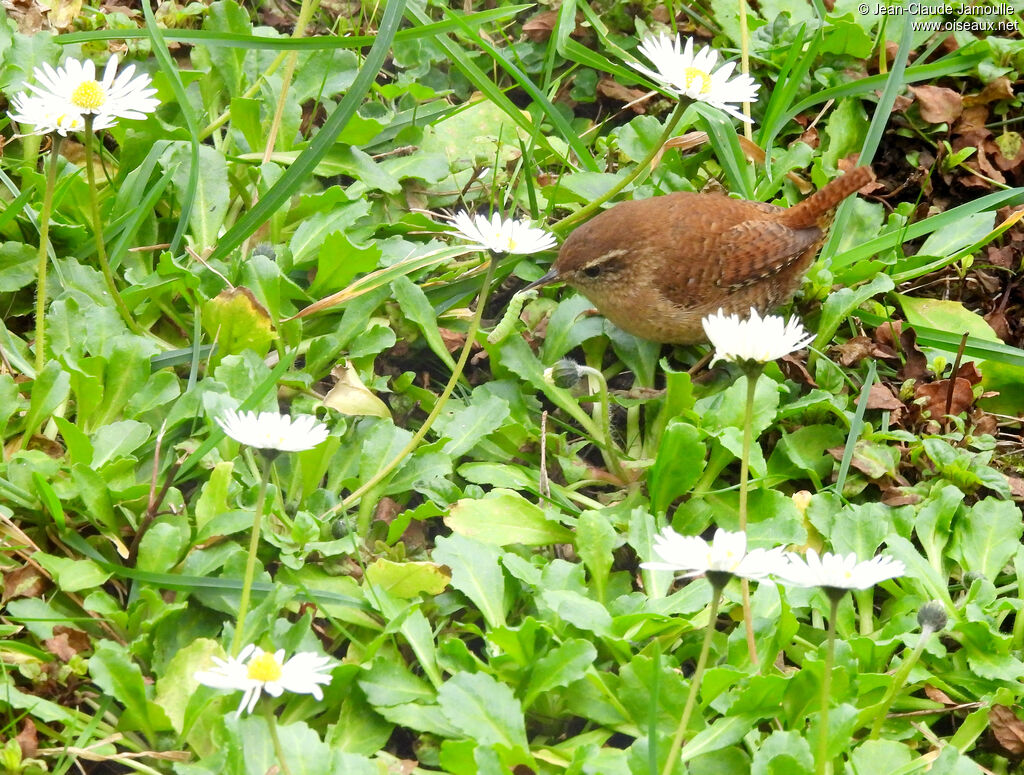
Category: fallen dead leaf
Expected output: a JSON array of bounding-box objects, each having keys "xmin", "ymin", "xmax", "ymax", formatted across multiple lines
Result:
[
  {"xmin": 990, "ymin": 704, "xmax": 1024, "ymax": 756},
  {"xmin": 911, "ymin": 85, "xmax": 963, "ymax": 124}
]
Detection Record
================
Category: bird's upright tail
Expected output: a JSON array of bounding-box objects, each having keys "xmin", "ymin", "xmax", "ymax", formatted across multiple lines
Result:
[{"xmin": 778, "ymin": 166, "xmax": 876, "ymax": 230}]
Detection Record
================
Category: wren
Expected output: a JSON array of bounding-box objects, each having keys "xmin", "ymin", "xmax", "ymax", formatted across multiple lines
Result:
[{"xmin": 526, "ymin": 166, "xmax": 875, "ymax": 344}]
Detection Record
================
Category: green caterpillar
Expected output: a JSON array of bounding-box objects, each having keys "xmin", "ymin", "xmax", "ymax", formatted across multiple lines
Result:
[{"xmin": 487, "ymin": 289, "xmax": 537, "ymax": 344}]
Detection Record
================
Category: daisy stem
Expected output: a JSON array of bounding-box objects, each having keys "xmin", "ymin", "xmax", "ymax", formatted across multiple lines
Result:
[
  {"xmin": 262, "ymin": 703, "xmax": 294, "ymax": 775},
  {"xmin": 578, "ymin": 365, "xmax": 626, "ymax": 482},
  {"xmin": 344, "ymin": 254, "xmax": 499, "ymax": 527},
  {"xmin": 739, "ymin": 367, "xmax": 761, "ymax": 663},
  {"xmin": 867, "ymin": 624, "xmax": 934, "ymax": 739},
  {"xmin": 552, "ymin": 101, "xmax": 689, "ymax": 235},
  {"xmin": 816, "ymin": 595, "xmax": 840, "ymax": 775},
  {"xmin": 660, "ymin": 583, "xmax": 722, "ymax": 775},
  {"xmin": 33, "ymin": 134, "xmax": 62, "ymax": 374},
  {"xmin": 83, "ymin": 115, "xmax": 145, "ymax": 337},
  {"xmin": 232, "ymin": 453, "xmax": 273, "ymax": 657}
]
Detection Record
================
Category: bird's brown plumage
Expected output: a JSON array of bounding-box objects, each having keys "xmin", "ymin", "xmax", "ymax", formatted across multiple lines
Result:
[{"xmin": 543, "ymin": 166, "xmax": 875, "ymax": 343}]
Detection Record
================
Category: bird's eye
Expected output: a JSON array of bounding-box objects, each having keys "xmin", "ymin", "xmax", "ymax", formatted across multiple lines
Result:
[{"xmin": 583, "ymin": 265, "xmax": 601, "ymax": 278}]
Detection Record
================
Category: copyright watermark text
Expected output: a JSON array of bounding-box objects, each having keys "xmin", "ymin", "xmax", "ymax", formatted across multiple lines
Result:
[{"xmin": 855, "ymin": 3, "xmax": 1020, "ymax": 31}]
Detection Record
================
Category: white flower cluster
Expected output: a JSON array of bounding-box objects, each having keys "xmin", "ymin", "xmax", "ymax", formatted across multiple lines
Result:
[
  {"xmin": 643, "ymin": 527, "xmax": 905, "ymax": 591},
  {"xmin": 9, "ymin": 56, "xmax": 158, "ymax": 136}
]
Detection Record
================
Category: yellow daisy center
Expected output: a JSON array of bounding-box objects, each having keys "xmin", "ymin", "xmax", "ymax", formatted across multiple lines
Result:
[
  {"xmin": 246, "ymin": 652, "xmax": 283, "ymax": 682},
  {"xmin": 71, "ymin": 80, "xmax": 106, "ymax": 110},
  {"xmin": 683, "ymin": 67, "xmax": 712, "ymax": 95}
]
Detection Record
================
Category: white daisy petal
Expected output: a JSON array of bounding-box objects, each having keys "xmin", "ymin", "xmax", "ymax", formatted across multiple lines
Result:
[
  {"xmin": 194, "ymin": 645, "xmax": 335, "ymax": 717},
  {"xmin": 7, "ymin": 55, "xmax": 158, "ymax": 136},
  {"xmin": 641, "ymin": 527, "xmax": 788, "ymax": 582},
  {"xmin": 776, "ymin": 549, "xmax": 905, "ymax": 591},
  {"xmin": 216, "ymin": 409, "xmax": 329, "ymax": 452},
  {"xmin": 628, "ymin": 34, "xmax": 759, "ymax": 123},
  {"xmin": 447, "ymin": 211, "xmax": 557, "ymax": 255},
  {"xmin": 701, "ymin": 307, "xmax": 815, "ymax": 366}
]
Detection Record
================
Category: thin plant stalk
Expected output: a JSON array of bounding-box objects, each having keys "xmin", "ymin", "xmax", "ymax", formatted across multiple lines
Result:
[
  {"xmin": 232, "ymin": 454, "xmax": 274, "ymax": 657},
  {"xmin": 738, "ymin": 0, "xmax": 753, "ymax": 136},
  {"xmin": 342, "ymin": 254, "xmax": 501, "ymax": 525},
  {"xmin": 578, "ymin": 364, "xmax": 626, "ymax": 481},
  {"xmin": 816, "ymin": 594, "xmax": 841, "ymax": 775},
  {"xmin": 83, "ymin": 115, "xmax": 145, "ymax": 336},
  {"xmin": 660, "ymin": 582, "xmax": 723, "ymax": 775},
  {"xmin": 738, "ymin": 367, "xmax": 761, "ymax": 663},
  {"xmin": 262, "ymin": 703, "xmax": 294, "ymax": 775},
  {"xmin": 553, "ymin": 101, "xmax": 688, "ymax": 235},
  {"xmin": 867, "ymin": 624, "xmax": 935, "ymax": 739},
  {"xmin": 33, "ymin": 134, "xmax": 63, "ymax": 373}
]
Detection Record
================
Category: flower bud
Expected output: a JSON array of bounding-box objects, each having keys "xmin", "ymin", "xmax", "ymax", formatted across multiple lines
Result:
[
  {"xmin": 917, "ymin": 601, "xmax": 948, "ymax": 632},
  {"xmin": 544, "ymin": 359, "xmax": 585, "ymax": 389}
]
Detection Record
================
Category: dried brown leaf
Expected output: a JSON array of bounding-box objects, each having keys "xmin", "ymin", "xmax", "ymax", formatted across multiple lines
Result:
[
  {"xmin": 990, "ymin": 704, "xmax": 1024, "ymax": 756},
  {"xmin": 911, "ymin": 85, "xmax": 963, "ymax": 124},
  {"xmin": 596, "ymin": 78, "xmax": 648, "ymax": 113},
  {"xmin": 915, "ymin": 378, "xmax": 974, "ymax": 417},
  {"xmin": 3, "ymin": 565, "xmax": 47, "ymax": 601},
  {"xmin": 860, "ymin": 383, "xmax": 904, "ymax": 411}
]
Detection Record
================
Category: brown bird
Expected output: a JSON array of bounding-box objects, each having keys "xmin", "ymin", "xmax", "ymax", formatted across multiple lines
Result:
[{"xmin": 526, "ymin": 166, "xmax": 875, "ymax": 344}]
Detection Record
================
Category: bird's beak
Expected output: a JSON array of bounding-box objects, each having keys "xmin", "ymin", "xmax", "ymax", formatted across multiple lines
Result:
[{"xmin": 521, "ymin": 267, "xmax": 560, "ymax": 293}]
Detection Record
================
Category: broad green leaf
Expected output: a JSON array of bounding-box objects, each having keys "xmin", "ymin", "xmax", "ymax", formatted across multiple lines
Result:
[
  {"xmin": 358, "ymin": 659, "xmax": 436, "ymax": 707},
  {"xmin": 649, "ymin": 420, "xmax": 706, "ymax": 514},
  {"xmin": 523, "ymin": 639, "xmax": 596, "ymax": 706},
  {"xmin": 445, "ymin": 489, "xmax": 573, "ymax": 546},
  {"xmin": 165, "ymin": 143, "xmax": 230, "ymax": 250},
  {"xmin": 202, "ymin": 287, "xmax": 276, "ymax": 369},
  {"xmin": 951, "ymin": 497, "xmax": 1022, "ymax": 579},
  {"xmin": 365, "ymin": 559, "xmax": 450, "ymax": 598},
  {"xmin": 433, "ymin": 534, "xmax": 507, "ymax": 628},
  {"xmin": 438, "ymin": 671, "xmax": 530, "ymax": 756},
  {"xmin": 0, "ymin": 242, "xmax": 36, "ymax": 292},
  {"xmin": 575, "ymin": 511, "xmax": 620, "ymax": 603},
  {"xmin": 33, "ymin": 552, "xmax": 110, "ymax": 592},
  {"xmin": 23, "ymin": 361, "xmax": 70, "ymax": 439},
  {"xmin": 433, "ymin": 394, "xmax": 510, "ymax": 458},
  {"xmin": 89, "ymin": 641, "xmax": 170, "ymax": 740}
]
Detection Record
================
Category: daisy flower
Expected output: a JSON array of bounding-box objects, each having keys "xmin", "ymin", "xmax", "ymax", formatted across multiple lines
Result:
[
  {"xmin": 776, "ymin": 549, "xmax": 905, "ymax": 592},
  {"xmin": 449, "ymin": 211, "xmax": 557, "ymax": 255},
  {"xmin": 628, "ymin": 34, "xmax": 760, "ymax": 122},
  {"xmin": 194, "ymin": 645, "xmax": 335, "ymax": 717},
  {"xmin": 641, "ymin": 527, "xmax": 787, "ymax": 583},
  {"xmin": 701, "ymin": 307, "xmax": 815, "ymax": 366},
  {"xmin": 7, "ymin": 93, "xmax": 88, "ymax": 137},
  {"xmin": 13, "ymin": 56, "xmax": 158, "ymax": 134},
  {"xmin": 216, "ymin": 409, "xmax": 329, "ymax": 453}
]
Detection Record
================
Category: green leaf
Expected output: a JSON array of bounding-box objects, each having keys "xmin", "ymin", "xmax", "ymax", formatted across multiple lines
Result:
[
  {"xmin": 433, "ymin": 534, "xmax": 507, "ymax": 629},
  {"xmin": 0, "ymin": 242, "xmax": 36, "ymax": 292},
  {"xmin": 575, "ymin": 511, "xmax": 621, "ymax": 603},
  {"xmin": 165, "ymin": 143, "xmax": 230, "ymax": 250},
  {"xmin": 523, "ymin": 639, "xmax": 596, "ymax": 706},
  {"xmin": 438, "ymin": 671, "xmax": 530, "ymax": 756},
  {"xmin": 391, "ymin": 275, "xmax": 456, "ymax": 371},
  {"xmin": 433, "ymin": 394, "xmax": 510, "ymax": 458},
  {"xmin": 33, "ymin": 552, "xmax": 111, "ymax": 592},
  {"xmin": 365, "ymin": 558, "xmax": 450, "ymax": 598},
  {"xmin": 89, "ymin": 640, "xmax": 170, "ymax": 740},
  {"xmin": 445, "ymin": 489, "xmax": 573, "ymax": 546},
  {"xmin": 23, "ymin": 361, "xmax": 70, "ymax": 438},
  {"xmin": 898, "ymin": 294, "xmax": 1001, "ymax": 353},
  {"xmin": 951, "ymin": 497, "xmax": 1022, "ymax": 579},
  {"xmin": 202, "ymin": 287, "xmax": 276, "ymax": 368},
  {"xmin": 358, "ymin": 659, "xmax": 436, "ymax": 707},
  {"xmin": 750, "ymin": 730, "xmax": 813, "ymax": 775},
  {"xmin": 649, "ymin": 420, "xmax": 706, "ymax": 514}
]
